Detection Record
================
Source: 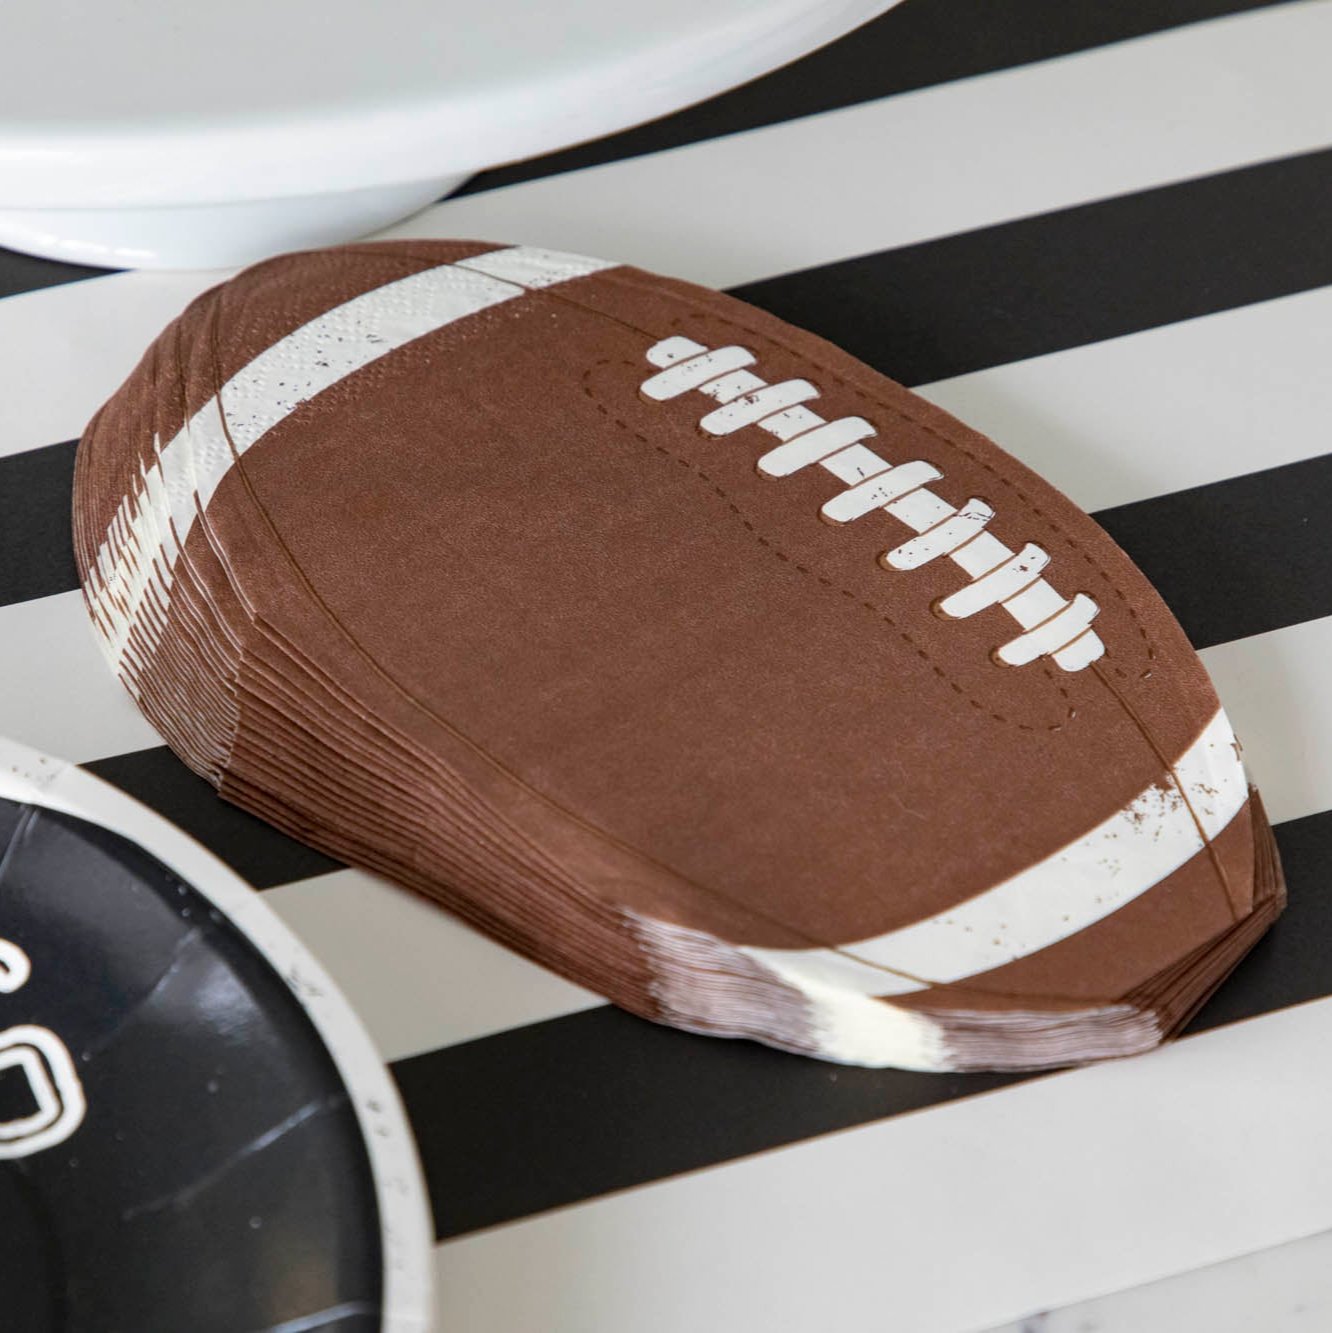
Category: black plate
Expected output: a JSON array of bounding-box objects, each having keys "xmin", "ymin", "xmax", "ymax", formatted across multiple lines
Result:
[{"xmin": 0, "ymin": 754, "xmax": 432, "ymax": 1332}]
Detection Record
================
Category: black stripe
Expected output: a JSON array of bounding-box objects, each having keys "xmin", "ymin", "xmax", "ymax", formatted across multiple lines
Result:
[
  {"xmin": 0, "ymin": 246, "xmax": 111, "ymax": 301},
  {"xmin": 76, "ymin": 746, "xmax": 1332, "ymax": 1239},
  {"xmin": 7, "ymin": 153, "xmax": 1332, "ymax": 614},
  {"xmin": 82, "ymin": 748, "xmax": 341, "ymax": 888},
  {"xmin": 461, "ymin": 0, "xmax": 1290, "ymax": 196},
  {"xmin": 0, "ymin": 439, "xmax": 78, "ymax": 604},
  {"xmin": 732, "ymin": 148, "xmax": 1332, "ymax": 385},
  {"xmin": 1096, "ymin": 452, "xmax": 1332, "ymax": 650},
  {"xmin": 71, "ymin": 757, "xmax": 1332, "ymax": 1243},
  {"xmin": 394, "ymin": 1007, "xmax": 1020, "ymax": 1242},
  {"xmin": 397, "ymin": 1004, "xmax": 1022, "ymax": 1241},
  {"xmin": 396, "ymin": 808, "xmax": 1328, "ymax": 1242},
  {"xmin": 1182, "ymin": 809, "xmax": 1328, "ymax": 1033}
]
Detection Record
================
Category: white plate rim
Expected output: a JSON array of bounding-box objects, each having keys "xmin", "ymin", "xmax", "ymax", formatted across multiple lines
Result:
[{"xmin": 0, "ymin": 733, "xmax": 435, "ymax": 1332}]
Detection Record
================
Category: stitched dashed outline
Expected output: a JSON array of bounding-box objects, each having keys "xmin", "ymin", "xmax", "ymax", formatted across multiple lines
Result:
[
  {"xmin": 662, "ymin": 307, "xmax": 1160, "ymax": 682},
  {"xmin": 582, "ymin": 358, "xmax": 1077, "ymax": 735}
]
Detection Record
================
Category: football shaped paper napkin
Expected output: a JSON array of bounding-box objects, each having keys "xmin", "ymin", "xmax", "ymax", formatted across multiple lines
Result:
[{"xmin": 72, "ymin": 240, "xmax": 1284, "ymax": 1071}]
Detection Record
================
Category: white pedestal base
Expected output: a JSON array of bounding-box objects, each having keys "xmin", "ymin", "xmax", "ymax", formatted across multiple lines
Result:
[{"xmin": 0, "ymin": 177, "xmax": 465, "ymax": 270}]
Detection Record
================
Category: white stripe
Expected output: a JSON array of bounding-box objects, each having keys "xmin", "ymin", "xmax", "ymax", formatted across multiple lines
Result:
[
  {"xmin": 1199, "ymin": 615, "xmax": 1332, "ymax": 835},
  {"xmin": 385, "ymin": 3, "xmax": 1332, "ymax": 288},
  {"xmin": 745, "ymin": 708, "xmax": 1248, "ymax": 999},
  {"xmin": 6, "ymin": 273, "xmax": 1325, "ymax": 527},
  {"xmin": 430, "ymin": 996, "xmax": 1332, "ymax": 1333},
  {"xmin": 0, "ymin": 591, "xmax": 159, "ymax": 763},
  {"xmin": 0, "ymin": 272, "xmax": 222, "ymax": 461},
  {"xmin": 84, "ymin": 249, "xmax": 609, "ymax": 674},
  {"xmin": 919, "ymin": 284, "xmax": 1332, "ymax": 513},
  {"xmin": 2, "ymin": 600, "xmax": 1326, "ymax": 1045},
  {"xmin": 264, "ymin": 869, "xmax": 600, "ymax": 1062},
  {"xmin": 453, "ymin": 246, "xmax": 617, "ymax": 289},
  {"xmin": 4, "ymin": 8, "xmax": 1331, "ymax": 464},
  {"xmin": 86, "ymin": 262, "xmax": 521, "ymax": 669}
]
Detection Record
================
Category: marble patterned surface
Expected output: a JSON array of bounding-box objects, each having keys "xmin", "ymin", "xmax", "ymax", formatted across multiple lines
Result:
[{"xmin": 988, "ymin": 1229, "xmax": 1332, "ymax": 1332}]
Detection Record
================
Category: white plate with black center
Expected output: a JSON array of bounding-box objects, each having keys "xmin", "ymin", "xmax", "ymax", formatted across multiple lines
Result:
[{"xmin": 0, "ymin": 736, "xmax": 433, "ymax": 1332}]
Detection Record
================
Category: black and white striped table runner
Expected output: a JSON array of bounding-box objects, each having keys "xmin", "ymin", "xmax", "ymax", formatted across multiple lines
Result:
[{"xmin": 2, "ymin": 2, "xmax": 1331, "ymax": 1327}]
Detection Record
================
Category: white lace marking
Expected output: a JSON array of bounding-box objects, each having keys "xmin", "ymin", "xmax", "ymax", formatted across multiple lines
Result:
[
  {"xmin": 644, "ymin": 336, "xmax": 1105, "ymax": 670},
  {"xmin": 820, "ymin": 459, "xmax": 943, "ymax": 525},
  {"xmin": 640, "ymin": 345, "xmax": 754, "ymax": 400},
  {"xmin": 757, "ymin": 417, "xmax": 876, "ymax": 477},
  {"xmin": 822, "ymin": 443, "xmax": 892, "ymax": 484},
  {"xmin": 883, "ymin": 487, "xmax": 955, "ymax": 534},
  {"xmin": 645, "ymin": 334, "xmax": 707, "ymax": 368},
  {"xmin": 757, "ymin": 404, "xmax": 826, "ymax": 443},
  {"xmin": 1050, "ymin": 627, "xmax": 1105, "ymax": 672},
  {"xmin": 1002, "ymin": 578, "xmax": 1066, "ymax": 630},
  {"xmin": 700, "ymin": 379, "xmax": 819, "ymax": 436},
  {"xmin": 700, "ymin": 369, "xmax": 766, "ymax": 404},
  {"xmin": 884, "ymin": 498, "xmax": 995, "ymax": 571},
  {"xmin": 937, "ymin": 542, "xmax": 1051, "ymax": 619},
  {"xmin": 999, "ymin": 594, "xmax": 1102, "ymax": 667},
  {"xmin": 947, "ymin": 532, "xmax": 1008, "ymax": 585}
]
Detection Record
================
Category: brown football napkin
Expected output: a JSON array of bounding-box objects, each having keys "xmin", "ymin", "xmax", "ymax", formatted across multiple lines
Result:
[{"xmin": 73, "ymin": 241, "xmax": 1283, "ymax": 1071}]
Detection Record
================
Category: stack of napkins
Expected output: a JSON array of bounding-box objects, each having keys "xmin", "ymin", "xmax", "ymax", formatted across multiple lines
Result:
[{"xmin": 74, "ymin": 240, "xmax": 1284, "ymax": 1071}]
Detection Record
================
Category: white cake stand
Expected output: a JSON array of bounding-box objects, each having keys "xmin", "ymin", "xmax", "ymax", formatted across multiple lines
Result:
[{"xmin": 0, "ymin": 0, "xmax": 891, "ymax": 269}]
